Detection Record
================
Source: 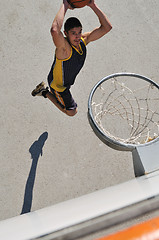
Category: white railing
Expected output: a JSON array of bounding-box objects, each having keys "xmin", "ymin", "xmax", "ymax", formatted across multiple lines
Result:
[{"xmin": 0, "ymin": 170, "xmax": 159, "ymax": 240}]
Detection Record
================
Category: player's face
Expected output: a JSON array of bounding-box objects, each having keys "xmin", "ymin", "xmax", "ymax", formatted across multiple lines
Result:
[{"xmin": 66, "ymin": 27, "xmax": 82, "ymax": 47}]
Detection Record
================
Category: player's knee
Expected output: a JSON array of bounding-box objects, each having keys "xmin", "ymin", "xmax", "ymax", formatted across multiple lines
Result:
[{"xmin": 66, "ymin": 108, "xmax": 77, "ymax": 117}]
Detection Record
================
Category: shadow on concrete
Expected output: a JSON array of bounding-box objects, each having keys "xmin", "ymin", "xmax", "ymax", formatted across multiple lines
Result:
[{"xmin": 21, "ymin": 132, "xmax": 48, "ymax": 215}]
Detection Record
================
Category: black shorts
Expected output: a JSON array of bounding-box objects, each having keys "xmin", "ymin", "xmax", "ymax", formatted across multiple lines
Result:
[{"xmin": 50, "ymin": 87, "xmax": 77, "ymax": 110}]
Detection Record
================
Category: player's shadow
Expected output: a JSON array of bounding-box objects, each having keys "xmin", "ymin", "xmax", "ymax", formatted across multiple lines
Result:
[{"xmin": 21, "ymin": 131, "xmax": 48, "ymax": 215}]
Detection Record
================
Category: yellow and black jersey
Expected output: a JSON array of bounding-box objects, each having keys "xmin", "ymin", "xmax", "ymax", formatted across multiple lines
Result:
[{"xmin": 48, "ymin": 37, "xmax": 87, "ymax": 92}]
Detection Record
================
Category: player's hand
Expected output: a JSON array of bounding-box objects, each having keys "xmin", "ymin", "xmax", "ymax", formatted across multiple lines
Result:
[
  {"xmin": 63, "ymin": 0, "xmax": 74, "ymax": 10},
  {"xmin": 87, "ymin": 0, "xmax": 96, "ymax": 8}
]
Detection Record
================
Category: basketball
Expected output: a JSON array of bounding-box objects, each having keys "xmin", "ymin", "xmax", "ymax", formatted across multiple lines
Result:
[{"xmin": 67, "ymin": 0, "xmax": 90, "ymax": 8}]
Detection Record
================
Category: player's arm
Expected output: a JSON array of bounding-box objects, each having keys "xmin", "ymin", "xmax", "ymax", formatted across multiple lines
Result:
[
  {"xmin": 82, "ymin": 0, "xmax": 112, "ymax": 45},
  {"xmin": 50, "ymin": 0, "xmax": 70, "ymax": 48}
]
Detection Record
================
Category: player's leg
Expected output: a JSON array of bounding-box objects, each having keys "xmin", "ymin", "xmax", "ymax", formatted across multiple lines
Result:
[
  {"xmin": 31, "ymin": 82, "xmax": 77, "ymax": 116},
  {"xmin": 46, "ymin": 91, "xmax": 77, "ymax": 116},
  {"xmin": 48, "ymin": 88, "xmax": 77, "ymax": 117}
]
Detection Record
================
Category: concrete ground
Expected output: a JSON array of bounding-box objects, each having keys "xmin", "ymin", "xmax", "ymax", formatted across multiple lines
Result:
[{"xmin": 0, "ymin": 0, "xmax": 159, "ymax": 237}]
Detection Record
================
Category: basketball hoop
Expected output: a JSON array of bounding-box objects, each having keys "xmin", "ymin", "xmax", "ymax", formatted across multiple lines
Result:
[{"xmin": 88, "ymin": 73, "xmax": 159, "ymax": 176}]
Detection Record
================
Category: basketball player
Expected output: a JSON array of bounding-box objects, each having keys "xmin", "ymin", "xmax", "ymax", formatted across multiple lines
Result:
[{"xmin": 31, "ymin": 0, "xmax": 112, "ymax": 116}]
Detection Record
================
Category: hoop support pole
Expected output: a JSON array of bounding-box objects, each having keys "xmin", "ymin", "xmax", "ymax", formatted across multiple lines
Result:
[{"xmin": 132, "ymin": 139, "xmax": 159, "ymax": 177}]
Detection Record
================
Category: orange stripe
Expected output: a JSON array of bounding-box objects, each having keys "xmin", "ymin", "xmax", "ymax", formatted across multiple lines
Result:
[
  {"xmin": 97, "ymin": 216, "xmax": 159, "ymax": 240},
  {"xmin": 55, "ymin": 91, "xmax": 65, "ymax": 107}
]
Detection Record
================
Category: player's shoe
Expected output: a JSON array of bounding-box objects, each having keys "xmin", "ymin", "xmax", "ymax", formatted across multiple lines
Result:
[{"xmin": 31, "ymin": 82, "xmax": 49, "ymax": 98}]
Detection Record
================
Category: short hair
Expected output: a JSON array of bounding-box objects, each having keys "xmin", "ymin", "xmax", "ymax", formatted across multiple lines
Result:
[{"xmin": 64, "ymin": 17, "xmax": 82, "ymax": 33}]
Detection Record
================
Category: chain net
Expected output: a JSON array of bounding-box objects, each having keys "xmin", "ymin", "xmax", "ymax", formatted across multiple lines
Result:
[{"xmin": 91, "ymin": 76, "xmax": 159, "ymax": 145}]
